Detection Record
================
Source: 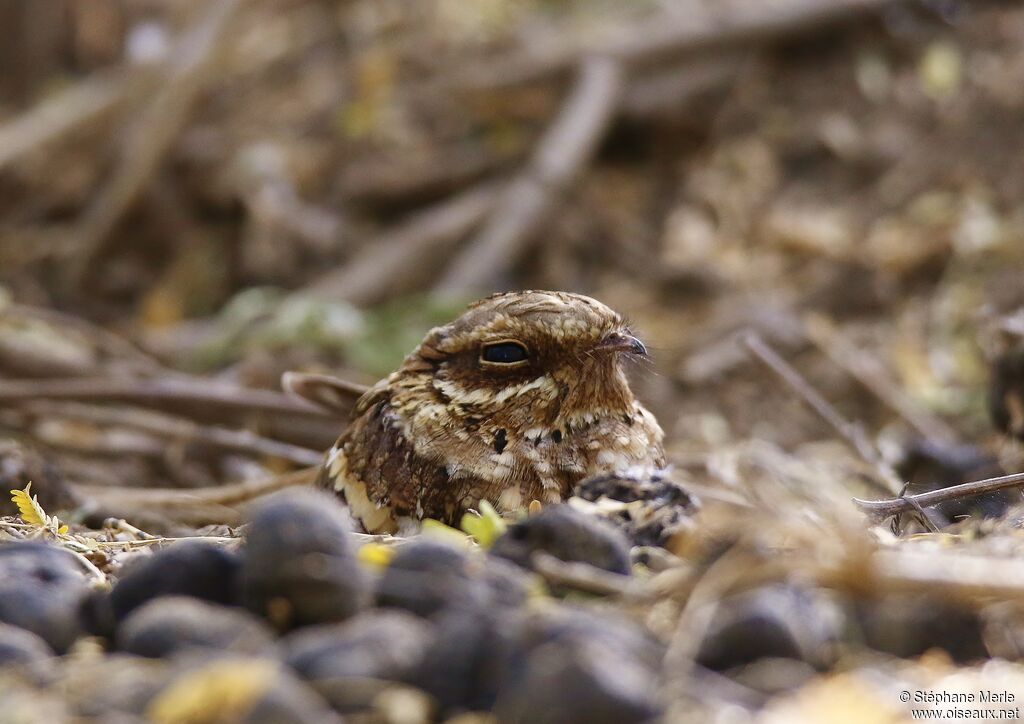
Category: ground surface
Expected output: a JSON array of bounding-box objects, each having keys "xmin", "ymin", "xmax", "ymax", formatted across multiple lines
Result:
[{"xmin": 1, "ymin": 0, "xmax": 1024, "ymax": 721}]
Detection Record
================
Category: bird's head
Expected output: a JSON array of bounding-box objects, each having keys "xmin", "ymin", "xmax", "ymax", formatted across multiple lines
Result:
[{"xmin": 398, "ymin": 290, "xmax": 648, "ymax": 427}]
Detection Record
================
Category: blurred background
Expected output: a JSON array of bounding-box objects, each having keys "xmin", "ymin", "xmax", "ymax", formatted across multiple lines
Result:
[
  {"xmin": 1, "ymin": 0, "xmax": 1023, "ymax": 505},
  {"xmin": 7, "ymin": 3, "xmax": 1024, "ymax": 720}
]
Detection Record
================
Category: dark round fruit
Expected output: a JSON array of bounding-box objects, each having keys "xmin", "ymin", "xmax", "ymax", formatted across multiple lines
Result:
[
  {"xmin": 117, "ymin": 596, "xmax": 277, "ymax": 658},
  {"xmin": 109, "ymin": 541, "xmax": 242, "ymax": 624},
  {"xmin": 239, "ymin": 490, "xmax": 368, "ymax": 630},
  {"xmin": 490, "ymin": 504, "xmax": 632, "ymax": 575},
  {"xmin": 376, "ymin": 540, "xmax": 529, "ymax": 619},
  {"xmin": 0, "ymin": 542, "xmax": 89, "ymax": 653}
]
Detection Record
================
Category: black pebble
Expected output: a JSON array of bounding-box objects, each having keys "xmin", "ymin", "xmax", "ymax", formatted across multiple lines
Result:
[
  {"xmin": 521, "ymin": 605, "xmax": 665, "ymax": 673},
  {"xmin": 284, "ymin": 610, "xmax": 433, "ymax": 713},
  {"xmin": 117, "ymin": 596, "xmax": 277, "ymax": 659},
  {"xmin": 696, "ymin": 585, "xmax": 845, "ymax": 671},
  {"xmin": 376, "ymin": 540, "xmax": 528, "ymax": 619},
  {"xmin": 0, "ymin": 542, "xmax": 88, "ymax": 653},
  {"xmin": 109, "ymin": 541, "xmax": 242, "ymax": 625},
  {"xmin": 856, "ymin": 593, "xmax": 988, "ymax": 663},
  {"xmin": 490, "ymin": 504, "xmax": 632, "ymax": 575},
  {"xmin": 0, "ymin": 621, "xmax": 55, "ymax": 675},
  {"xmin": 239, "ymin": 490, "xmax": 368, "ymax": 630},
  {"xmin": 408, "ymin": 606, "xmax": 523, "ymax": 715},
  {"xmin": 990, "ymin": 346, "xmax": 1024, "ymax": 440},
  {"xmin": 494, "ymin": 607, "xmax": 665, "ymax": 723},
  {"xmin": 496, "ymin": 636, "xmax": 661, "ymax": 724}
]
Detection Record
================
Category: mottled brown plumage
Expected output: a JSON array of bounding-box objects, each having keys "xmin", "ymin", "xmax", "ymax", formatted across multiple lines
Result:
[{"xmin": 316, "ymin": 291, "xmax": 665, "ymax": 533}]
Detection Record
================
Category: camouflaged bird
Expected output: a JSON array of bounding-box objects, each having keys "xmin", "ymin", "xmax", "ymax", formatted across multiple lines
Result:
[{"xmin": 316, "ymin": 291, "xmax": 665, "ymax": 534}]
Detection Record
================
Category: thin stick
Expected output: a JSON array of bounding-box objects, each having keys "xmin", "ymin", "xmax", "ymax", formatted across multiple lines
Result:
[
  {"xmin": 437, "ymin": 55, "xmax": 625, "ymax": 293},
  {"xmin": 305, "ymin": 183, "xmax": 500, "ymax": 305},
  {"xmin": 6, "ymin": 303, "xmax": 170, "ymax": 374},
  {"xmin": 901, "ymin": 491, "xmax": 941, "ymax": 533},
  {"xmin": 0, "ymin": 70, "xmax": 128, "ymax": 170},
  {"xmin": 442, "ymin": 0, "xmax": 901, "ymax": 91},
  {"xmin": 803, "ymin": 313, "xmax": 959, "ymax": 445},
  {"xmin": 75, "ymin": 467, "xmax": 317, "ymax": 526},
  {"xmin": 68, "ymin": 0, "xmax": 246, "ymax": 288},
  {"xmin": 0, "ymin": 377, "xmax": 332, "ymax": 419},
  {"xmin": 531, "ymin": 551, "xmax": 634, "ymax": 597},
  {"xmin": 741, "ymin": 332, "xmax": 903, "ymax": 495},
  {"xmin": 663, "ymin": 545, "xmax": 751, "ymax": 686},
  {"xmin": 21, "ymin": 401, "xmax": 323, "ymax": 466},
  {"xmin": 854, "ymin": 470, "xmax": 1024, "ymax": 519},
  {"xmin": 847, "ymin": 548, "xmax": 1024, "ymax": 602},
  {"xmin": 620, "ymin": 55, "xmax": 743, "ymax": 119}
]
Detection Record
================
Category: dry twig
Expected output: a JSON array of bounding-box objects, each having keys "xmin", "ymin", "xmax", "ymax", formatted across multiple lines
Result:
[
  {"xmin": 441, "ymin": 0, "xmax": 902, "ymax": 91},
  {"xmin": 530, "ymin": 551, "xmax": 635, "ymax": 597},
  {"xmin": 663, "ymin": 545, "xmax": 754, "ymax": 689},
  {"xmin": 437, "ymin": 56, "xmax": 625, "ymax": 293},
  {"xmin": 0, "ymin": 70, "xmax": 129, "ymax": 171},
  {"xmin": 281, "ymin": 371, "xmax": 369, "ymax": 415},
  {"xmin": 0, "ymin": 377, "xmax": 331, "ymax": 420},
  {"xmin": 306, "ymin": 183, "xmax": 500, "ymax": 305},
  {"xmin": 20, "ymin": 401, "xmax": 323, "ymax": 467},
  {"xmin": 75, "ymin": 467, "xmax": 317, "ymax": 526},
  {"xmin": 5, "ymin": 303, "xmax": 170, "ymax": 375},
  {"xmin": 67, "ymin": 0, "xmax": 246, "ymax": 288},
  {"xmin": 803, "ymin": 314, "xmax": 960, "ymax": 445},
  {"xmin": 840, "ymin": 548, "xmax": 1024, "ymax": 602},
  {"xmin": 620, "ymin": 55, "xmax": 744, "ymax": 119},
  {"xmin": 854, "ymin": 470, "xmax": 1024, "ymax": 519},
  {"xmin": 741, "ymin": 332, "xmax": 903, "ymax": 495}
]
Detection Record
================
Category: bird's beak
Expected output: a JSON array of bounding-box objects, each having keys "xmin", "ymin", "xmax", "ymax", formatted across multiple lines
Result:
[{"xmin": 596, "ymin": 331, "xmax": 648, "ymax": 357}]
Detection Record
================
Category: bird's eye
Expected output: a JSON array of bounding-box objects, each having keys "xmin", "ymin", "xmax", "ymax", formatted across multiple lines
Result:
[{"xmin": 481, "ymin": 341, "xmax": 529, "ymax": 364}]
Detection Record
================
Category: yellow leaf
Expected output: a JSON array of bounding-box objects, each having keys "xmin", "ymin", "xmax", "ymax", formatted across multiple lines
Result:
[
  {"xmin": 10, "ymin": 483, "xmax": 46, "ymax": 527},
  {"xmin": 358, "ymin": 543, "xmax": 396, "ymax": 568},
  {"xmin": 460, "ymin": 500, "xmax": 507, "ymax": 548},
  {"xmin": 10, "ymin": 482, "xmax": 69, "ymax": 535},
  {"xmin": 421, "ymin": 519, "xmax": 471, "ymax": 547},
  {"xmin": 148, "ymin": 659, "xmax": 278, "ymax": 724}
]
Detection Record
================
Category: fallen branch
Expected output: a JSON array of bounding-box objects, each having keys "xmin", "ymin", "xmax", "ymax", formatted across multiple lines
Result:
[
  {"xmin": 336, "ymin": 145, "xmax": 514, "ymax": 205},
  {"xmin": 620, "ymin": 54, "xmax": 744, "ymax": 119},
  {"xmin": 803, "ymin": 313, "xmax": 960, "ymax": 445},
  {"xmin": 741, "ymin": 332, "xmax": 903, "ymax": 496},
  {"xmin": 0, "ymin": 377, "xmax": 332, "ymax": 420},
  {"xmin": 0, "ymin": 70, "xmax": 129, "ymax": 171},
  {"xmin": 846, "ymin": 548, "xmax": 1024, "ymax": 602},
  {"xmin": 75, "ymin": 467, "xmax": 318, "ymax": 527},
  {"xmin": 442, "ymin": 0, "xmax": 901, "ymax": 91},
  {"xmin": 67, "ymin": 0, "xmax": 246, "ymax": 289},
  {"xmin": 5, "ymin": 302, "xmax": 170, "ymax": 375},
  {"xmin": 437, "ymin": 55, "xmax": 625, "ymax": 293},
  {"xmin": 531, "ymin": 551, "xmax": 634, "ymax": 597},
  {"xmin": 306, "ymin": 182, "xmax": 500, "ymax": 305},
  {"xmin": 21, "ymin": 401, "xmax": 323, "ymax": 467},
  {"xmin": 853, "ymin": 470, "xmax": 1024, "ymax": 519}
]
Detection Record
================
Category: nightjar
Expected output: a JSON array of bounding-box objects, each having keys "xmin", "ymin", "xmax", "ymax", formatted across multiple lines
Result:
[{"xmin": 316, "ymin": 290, "xmax": 665, "ymax": 534}]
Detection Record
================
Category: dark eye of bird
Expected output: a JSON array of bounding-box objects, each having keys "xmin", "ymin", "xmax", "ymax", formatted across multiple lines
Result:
[{"xmin": 481, "ymin": 341, "xmax": 529, "ymax": 364}]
